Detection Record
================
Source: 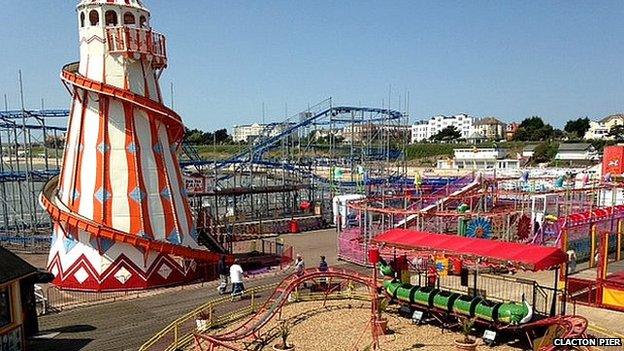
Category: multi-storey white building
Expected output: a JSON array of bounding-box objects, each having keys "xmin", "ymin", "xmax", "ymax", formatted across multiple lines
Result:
[
  {"xmin": 233, "ymin": 123, "xmax": 293, "ymax": 143},
  {"xmin": 585, "ymin": 114, "xmax": 624, "ymax": 140},
  {"xmin": 411, "ymin": 121, "xmax": 429, "ymax": 143},
  {"xmin": 411, "ymin": 113, "xmax": 476, "ymax": 142}
]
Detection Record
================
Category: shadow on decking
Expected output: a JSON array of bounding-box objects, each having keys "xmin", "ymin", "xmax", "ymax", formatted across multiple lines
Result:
[
  {"xmin": 28, "ymin": 324, "xmax": 96, "ymax": 351},
  {"xmin": 28, "ymin": 337, "xmax": 92, "ymax": 351}
]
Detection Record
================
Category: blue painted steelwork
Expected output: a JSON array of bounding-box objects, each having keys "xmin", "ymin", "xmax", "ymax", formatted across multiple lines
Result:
[
  {"xmin": 215, "ymin": 106, "xmax": 404, "ymax": 169},
  {"xmin": 0, "ymin": 109, "xmax": 70, "ymax": 119}
]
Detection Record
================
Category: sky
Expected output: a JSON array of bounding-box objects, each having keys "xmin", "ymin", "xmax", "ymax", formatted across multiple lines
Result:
[{"xmin": 0, "ymin": 1, "xmax": 623, "ymax": 130}]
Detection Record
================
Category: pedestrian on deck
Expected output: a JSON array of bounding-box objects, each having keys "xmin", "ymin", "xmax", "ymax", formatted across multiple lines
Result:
[
  {"xmin": 567, "ymin": 249, "xmax": 577, "ymax": 274},
  {"xmin": 318, "ymin": 256, "xmax": 328, "ymax": 272},
  {"xmin": 295, "ymin": 254, "xmax": 305, "ymax": 276},
  {"xmin": 217, "ymin": 255, "xmax": 229, "ymax": 294},
  {"xmin": 230, "ymin": 258, "xmax": 245, "ymax": 296}
]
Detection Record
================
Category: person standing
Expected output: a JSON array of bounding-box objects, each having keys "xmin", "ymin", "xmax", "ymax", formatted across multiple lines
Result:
[
  {"xmin": 217, "ymin": 255, "xmax": 229, "ymax": 294},
  {"xmin": 230, "ymin": 258, "xmax": 245, "ymax": 297},
  {"xmin": 567, "ymin": 249, "xmax": 577, "ymax": 274},
  {"xmin": 318, "ymin": 255, "xmax": 329, "ymax": 286},
  {"xmin": 295, "ymin": 254, "xmax": 305, "ymax": 276},
  {"xmin": 318, "ymin": 256, "xmax": 328, "ymax": 272}
]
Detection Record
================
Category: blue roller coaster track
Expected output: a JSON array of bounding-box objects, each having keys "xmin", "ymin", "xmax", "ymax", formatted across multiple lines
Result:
[
  {"xmin": 0, "ymin": 105, "xmax": 408, "ymax": 187},
  {"xmin": 214, "ymin": 105, "xmax": 404, "ymax": 169}
]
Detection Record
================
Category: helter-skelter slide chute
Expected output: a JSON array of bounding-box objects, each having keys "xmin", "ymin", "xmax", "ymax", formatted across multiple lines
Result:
[{"xmin": 42, "ymin": 0, "xmax": 226, "ymax": 291}]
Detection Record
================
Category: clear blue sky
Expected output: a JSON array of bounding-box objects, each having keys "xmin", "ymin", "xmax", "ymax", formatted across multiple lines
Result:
[{"xmin": 1, "ymin": 1, "xmax": 623, "ymax": 130}]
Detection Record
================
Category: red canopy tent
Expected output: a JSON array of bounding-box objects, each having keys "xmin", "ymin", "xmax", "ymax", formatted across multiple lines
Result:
[{"xmin": 372, "ymin": 229, "xmax": 567, "ymax": 271}]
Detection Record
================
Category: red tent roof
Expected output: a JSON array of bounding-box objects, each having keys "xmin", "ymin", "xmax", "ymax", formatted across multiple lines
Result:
[{"xmin": 372, "ymin": 229, "xmax": 567, "ymax": 271}]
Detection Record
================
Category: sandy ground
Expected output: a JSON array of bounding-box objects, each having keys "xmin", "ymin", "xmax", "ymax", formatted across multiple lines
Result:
[{"xmin": 207, "ymin": 299, "xmax": 522, "ymax": 351}]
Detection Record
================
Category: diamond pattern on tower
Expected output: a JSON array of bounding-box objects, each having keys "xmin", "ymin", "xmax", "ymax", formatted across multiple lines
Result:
[
  {"xmin": 167, "ymin": 230, "xmax": 181, "ymax": 245},
  {"xmin": 157, "ymin": 264, "xmax": 172, "ymax": 279},
  {"xmin": 114, "ymin": 267, "xmax": 132, "ymax": 284},
  {"xmin": 74, "ymin": 267, "xmax": 89, "ymax": 284},
  {"xmin": 153, "ymin": 143, "xmax": 163, "ymax": 154},
  {"xmin": 63, "ymin": 234, "xmax": 78, "ymax": 253},
  {"xmin": 97, "ymin": 143, "xmax": 110, "ymax": 153},
  {"xmin": 129, "ymin": 187, "xmax": 145, "ymax": 203},
  {"xmin": 95, "ymin": 188, "xmax": 111, "ymax": 203},
  {"xmin": 189, "ymin": 227, "xmax": 199, "ymax": 242},
  {"xmin": 89, "ymin": 236, "xmax": 115, "ymax": 254},
  {"xmin": 72, "ymin": 190, "xmax": 80, "ymax": 201},
  {"xmin": 160, "ymin": 188, "xmax": 171, "ymax": 200},
  {"xmin": 127, "ymin": 143, "xmax": 137, "ymax": 153}
]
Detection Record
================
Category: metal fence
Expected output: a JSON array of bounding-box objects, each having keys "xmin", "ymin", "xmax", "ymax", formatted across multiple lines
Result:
[
  {"xmin": 414, "ymin": 271, "xmax": 564, "ymax": 317},
  {"xmin": 139, "ymin": 284, "xmax": 277, "ymax": 351},
  {"xmin": 139, "ymin": 284, "xmax": 372, "ymax": 351}
]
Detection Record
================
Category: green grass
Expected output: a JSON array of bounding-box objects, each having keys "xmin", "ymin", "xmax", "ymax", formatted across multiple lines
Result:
[{"xmin": 187, "ymin": 141, "xmax": 529, "ymax": 161}]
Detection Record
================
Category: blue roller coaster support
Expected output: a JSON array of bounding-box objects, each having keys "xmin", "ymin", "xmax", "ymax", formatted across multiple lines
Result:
[{"xmin": 215, "ymin": 106, "xmax": 405, "ymax": 169}]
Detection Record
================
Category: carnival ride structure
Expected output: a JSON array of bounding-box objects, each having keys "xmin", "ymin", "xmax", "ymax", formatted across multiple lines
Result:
[
  {"xmin": 557, "ymin": 205, "xmax": 624, "ymax": 311},
  {"xmin": 186, "ymin": 97, "xmax": 413, "ymax": 232},
  {"xmin": 42, "ymin": 0, "xmax": 238, "ymax": 291},
  {"xmin": 0, "ymin": 108, "xmax": 67, "ymax": 243},
  {"xmin": 372, "ymin": 232, "xmax": 589, "ymax": 351},
  {"xmin": 338, "ymin": 171, "xmax": 624, "ymax": 266},
  {"xmin": 192, "ymin": 244, "xmax": 586, "ymax": 351},
  {"xmin": 193, "ymin": 267, "xmax": 381, "ymax": 351}
]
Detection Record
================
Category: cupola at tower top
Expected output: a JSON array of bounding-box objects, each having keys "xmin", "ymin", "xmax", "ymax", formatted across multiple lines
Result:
[{"xmin": 77, "ymin": 0, "xmax": 149, "ymax": 12}]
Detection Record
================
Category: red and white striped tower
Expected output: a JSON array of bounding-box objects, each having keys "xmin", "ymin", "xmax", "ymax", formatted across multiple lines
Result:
[{"xmin": 42, "ymin": 0, "xmax": 219, "ymax": 291}]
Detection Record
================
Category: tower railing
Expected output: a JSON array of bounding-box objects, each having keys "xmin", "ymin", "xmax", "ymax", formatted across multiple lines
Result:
[{"xmin": 106, "ymin": 26, "xmax": 167, "ymax": 69}]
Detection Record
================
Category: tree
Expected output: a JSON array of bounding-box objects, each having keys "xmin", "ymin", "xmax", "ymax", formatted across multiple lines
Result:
[
  {"xmin": 553, "ymin": 128, "xmax": 565, "ymax": 140},
  {"xmin": 214, "ymin": 129, "xmax": 232, "ymax": 144},
  {"xmin": 186, "ymin": 129, "xmax": 206, "ymax": 144},
  {"xmin": 185, "ymin": 128, "xmax": 231, "ymax": 145},
  {"xmin": 608, "ymin": 125, "xmax": 624, "ymax": 142},
  {"xmin": 564, "ymin": 117, "xmax": 590, "ymax": 139},
  {"xmin": 44, "ymin": 135, "xmax": 65, "ymax": 149},
  {"xmin": 532, "ymin": 142, "xmax": 557, "ymax": 164},
  {"xmin": 513, "ymin": 116, "xmax": 554, "ymax": 141},
  {"xmin": 430, "ymin": 126, "xmax": 461, "ymax": 142}
]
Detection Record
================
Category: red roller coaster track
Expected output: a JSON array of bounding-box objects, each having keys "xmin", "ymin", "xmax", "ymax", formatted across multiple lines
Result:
[{"xmin": 193, "ymin": 267, "xmax": 379, "ymax": 351}]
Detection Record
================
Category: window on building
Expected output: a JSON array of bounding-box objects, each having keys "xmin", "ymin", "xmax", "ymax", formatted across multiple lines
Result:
[
  {"xmin": 105, "ymin": 10, "xmax": 118, "ymax": 26},
  {"xmin": 0, "ymin": 287, "xmax": 11, "ymax": 328},
  {"xmin": 89, "ymin": 10, "xmax": 99, "ymax": 26},
  {"xmin": 80, "ymin": 12, "xmax": 85, "ymax": 27},
  {"xmin": 139, "ymin": 15, "xmax": 147, "ymax": 28},
  {"xmin": 124, "ymin": 12, "xmax": 136, "ymax": 25}
]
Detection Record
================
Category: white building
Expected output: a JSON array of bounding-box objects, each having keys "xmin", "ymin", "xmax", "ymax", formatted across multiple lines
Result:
[
  {"xmin": 584, "ymin": 121, "xmax": 610, "ymax": 140},
  {"xmin": 411, "ymin": 113, "xmax": 476, "ymax": 142},
  {"xmin": 233, "ymin": 123, "xmax": 293, "ymax": 143},
  {"xmin": 437, "ymin": 148, "xmax": 519, "ymax": 170},
  {"xmin": 555, "ymin": 143, "xmax": 600, "ymax": 162},
  {"xmin": 411, "ymin": 121, "xmax": 429, "ymax": 142},
  {"xmin": 585, "ymin": 114, "xmax": 624, "ymax": 140},
  {"xmin": 522, "ymin": 145, "xmax": 537, "ymax": 158}
]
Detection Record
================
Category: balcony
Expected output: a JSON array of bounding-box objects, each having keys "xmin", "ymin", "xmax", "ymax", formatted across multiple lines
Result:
[
  {"xmin": 453, "ymin": 148, "xmax": 504, "ymax": 160},
  {"xmin": 106, "ymin": 26, "xmax": 167, "ymax": 69}
]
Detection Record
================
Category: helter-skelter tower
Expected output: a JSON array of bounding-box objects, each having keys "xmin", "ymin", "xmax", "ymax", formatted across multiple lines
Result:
[{"xmin": 41, "ymin": 0, "xmax": 221, "ymax": 291}]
